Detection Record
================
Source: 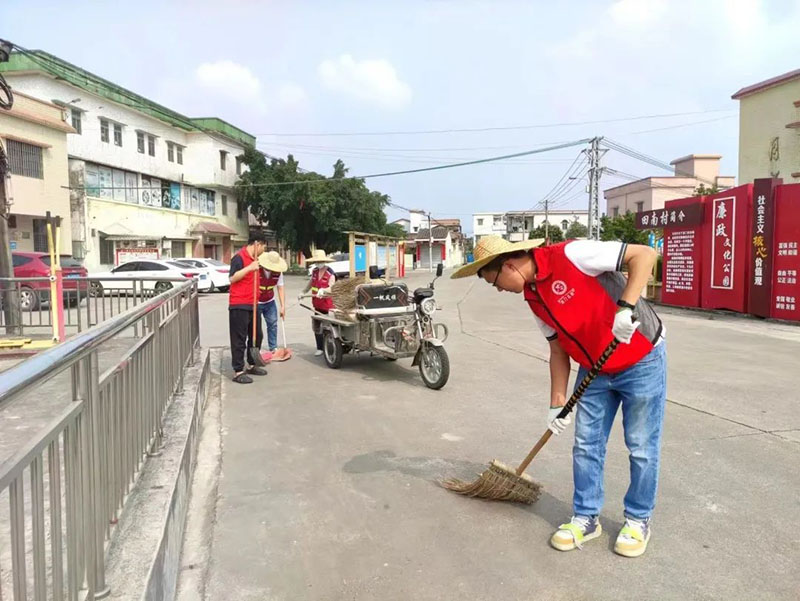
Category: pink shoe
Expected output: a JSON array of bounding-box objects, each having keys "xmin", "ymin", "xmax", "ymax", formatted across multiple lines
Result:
[{"xmin": 260, "ymin": 351, "xmax": 273, "ymax": 363}]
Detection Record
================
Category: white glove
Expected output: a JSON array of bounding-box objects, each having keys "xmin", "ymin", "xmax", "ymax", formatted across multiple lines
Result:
[
  {"xmin": 316, "ymin": 287, "xmax": 330, "ymax": 298},
  {"xmin": 612, "ymin": 307, "xmax": 640, "ymax": 344},
  {"xmin": 548, "ymin": 406, "xmax": 572, "ymax": 436}
]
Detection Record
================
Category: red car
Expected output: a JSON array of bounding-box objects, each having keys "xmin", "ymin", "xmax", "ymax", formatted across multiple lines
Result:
[{"xmin": 11, "ymin": 252, "xmax": 88, "ymax": 310}]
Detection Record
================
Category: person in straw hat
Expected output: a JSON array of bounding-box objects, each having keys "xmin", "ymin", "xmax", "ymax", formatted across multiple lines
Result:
[
  {"xmin": 257, "ymin": 251, "xmax": 288, "ymax": 358},
  {"xmin": 452, "ymin": 235, "xmax": 665, "ymax": 558},
  {"xmin": 299, "ymin": 249, "xmax": 336, "ymax": 356}
]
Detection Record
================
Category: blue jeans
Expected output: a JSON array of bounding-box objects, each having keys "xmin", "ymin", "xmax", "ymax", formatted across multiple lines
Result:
[
  {"xmin": 258, "ymin": 301, "xmax": 278, "ymax": 351},
  {"xmin": 572, "ymin": 343, "xmax": 667, "ymax": 520}
]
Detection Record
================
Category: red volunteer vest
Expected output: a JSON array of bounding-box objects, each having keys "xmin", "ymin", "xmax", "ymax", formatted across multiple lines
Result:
[
  {"xmin": 311, "ymin": 267, "xmax": 334, "ymax": 311},
  {"xmin": 258, "ymin": 269, "xmax": 281, "ymax": 303},
  {"xmin": 524, "ymin": 242, "xmax": 654, "ymax": 373},
  {"xmin": 228, "ymin": 247, "xmax": 258, "ymax": 307}
]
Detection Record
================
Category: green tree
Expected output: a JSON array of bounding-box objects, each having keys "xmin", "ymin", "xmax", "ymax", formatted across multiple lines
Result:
[
  {"xmin": 528, "ymin": 224, "xmax": 564, "ymax": 243},
  {"xmin": 599, "ymin": 212, "xmax": 649, "ymax": 244},
  {"xmin": 565, "ymin": 220, "xmax": 589, "ymax": 239},
  {"xmin": 694, "ymin": 183, "xmax": 719, "ymax": 196},
  {"xmin": 236, "ymin": 150, "xmax": 400, "ymax": 257}
]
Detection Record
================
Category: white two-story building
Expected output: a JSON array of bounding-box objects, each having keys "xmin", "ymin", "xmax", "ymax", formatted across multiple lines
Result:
[
  {"xmin": 1, "ymin": 50, "xmax": 254, "ymax": 270},
  {"xmin": 473, "ymin": 209, "xmax": 589, "ymax": 243}
]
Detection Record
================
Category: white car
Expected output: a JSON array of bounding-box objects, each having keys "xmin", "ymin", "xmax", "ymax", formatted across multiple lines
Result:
[
  {"xmin": 89, "ymin": 259, "xmax": 212, "ymax": 296},
  {"xmin": 174, "ymin": 258, "xmax": 230, "ymax": 292}
]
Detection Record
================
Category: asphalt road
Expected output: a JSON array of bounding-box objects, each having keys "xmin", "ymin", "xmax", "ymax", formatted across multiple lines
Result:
[{"xmin": 180, "ymin": 269, "xmax": 800, "ymax": 601}]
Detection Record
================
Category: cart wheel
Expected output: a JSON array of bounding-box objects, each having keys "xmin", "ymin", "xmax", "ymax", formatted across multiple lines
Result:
[
  {"xmin": 323, "ymin": 330, "xmax": 343, "ymax": 369},
  {"xmin": 419, "ymin": 344, "xmax": 450, "ymax": 390},
  {"xmin": 155, "ymin": 281, "xmax": 173, "ymax": 294}
]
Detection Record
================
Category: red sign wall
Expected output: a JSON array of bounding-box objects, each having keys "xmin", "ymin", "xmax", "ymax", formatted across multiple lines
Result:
[
  {"xmin": 661, "ymin": 198, "xmax": 704, "ymax": 308},
  {"xmin": 701, "ymin": 185, "xmax": 752, "ymax": 312},
  {"xmin": 770, "ymin": 184, "xmax": 800, "ymax": 321},
  {"xmin": 748, "ymin": 178, "xmax": 780, "ymax": 317}
]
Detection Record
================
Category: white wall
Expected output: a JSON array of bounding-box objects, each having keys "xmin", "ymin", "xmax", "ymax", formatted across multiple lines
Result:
[
  {"xmin": 473, "ymin": 212, "xmax": 505, "ymax": 241},
  {"xmin": 409, "ymin": 211, "xmax": 426, "ymax": 234}
]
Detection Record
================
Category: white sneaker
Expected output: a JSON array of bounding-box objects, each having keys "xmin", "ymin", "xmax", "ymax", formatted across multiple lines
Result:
[
  {"xmin": 550, "ymin": 515, "xmax": 602, "ymax": 551},
  {"xmin": 314, "ymin": 349, "xmax": 323, "ymax": 356},
  {"xmin": 614, "ymin": 517, "xmax": 651, "ymax": 557}
]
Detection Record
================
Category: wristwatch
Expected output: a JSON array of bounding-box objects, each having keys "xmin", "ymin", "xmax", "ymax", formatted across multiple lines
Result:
[{"xmin": 616, "ymin": 299, "xmax": 636, "ymax": 311}]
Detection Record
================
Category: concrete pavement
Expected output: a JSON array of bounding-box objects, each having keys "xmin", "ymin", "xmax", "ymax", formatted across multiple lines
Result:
[{"xmin": 180, "ymin": 271, "xmax": 800, "ymax": 600}]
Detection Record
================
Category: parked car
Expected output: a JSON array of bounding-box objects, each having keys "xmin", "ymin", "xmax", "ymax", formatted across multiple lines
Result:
[
  {"xmin": 173, "ymin": 257, "xmax": 230, "ymax": 292},
  {"xmin": 88, "ymin": 259, "xmax": 212, "ymax": 296},
  {"xmin": 306, "ymin": 253, "xmax": 354, "ymax": 278},
  {"xmin": 11, "ymin": 252, "xmax": 88, "ymax": 311}
]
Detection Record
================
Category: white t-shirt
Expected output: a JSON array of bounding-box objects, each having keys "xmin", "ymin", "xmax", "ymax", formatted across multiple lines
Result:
[{"xmin": 533, "ymin": 240, "xmax": 628, "ymax": 339}]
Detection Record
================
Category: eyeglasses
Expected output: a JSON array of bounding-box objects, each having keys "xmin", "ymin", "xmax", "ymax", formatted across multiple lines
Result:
[{"xmin": 488, "ymin": 259, "xmax": 506, "ymax": 288}]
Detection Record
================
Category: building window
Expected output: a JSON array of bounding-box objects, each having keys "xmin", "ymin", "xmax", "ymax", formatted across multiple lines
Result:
[
  {"xmin": 221, "ymin": 194, "xmax": 228, "ymax": 216},
  {"xmin": 477, "ymin": 218, "xmax": 484, "ymax": 226},
  {"xmin": 236, "ymin": 156, "xmax": 243, "ymax": 175},
  {"xmin": 33, "ymin": 219, "xmax": 48, "ymax": 252},
  {"xmin": 636, "ymin": 201, "xmax": 644, "ymax": 213},
  {"xmin": 177, "ymin": 146, "xmax": 183, "ymax": 165},
  {"xmin": 613, "ymin": 207, "xmax": 619, "ymax": 217},
  {"xmin": 148, "ymin": 135, "xmax": 155, "ymax": 157},
  {"xmin": 99, "ymin": 237, "xmax": 115, "ymax": 265},
  {"xmin": 220, "ymin": 150, "xmax": 228, "ymax": 170},
  {"xmin": 493, "ymin": 215, "xmax": 502, "ymax": 225},
  {"xmin": 71, "ymin": 109, "xmax": 82, "ymax": 134},
  {"xmin": 6, "ymin": 139, "xmax": 44, "ymax": 179},
  {"xmin": 100, "ymin": 119, "xmax": 109, "ymax": 143},
  {"xmin": 137, "ymin": 132, "xmax": 145, "ymax": 154},
  {"xmin": 167, "ymin": 142, "xmax": 174, "ymax": 163},
  {"xmin": 237, "ymin": 200, "xmax": 245, "ymax": 220},
  {"xmin": 113, "ymin": 123, "xmax": 122, "ymax": 147},
  {"xmin": 561, "ymin": 220, "xmax": 569, "ymax": 231}
]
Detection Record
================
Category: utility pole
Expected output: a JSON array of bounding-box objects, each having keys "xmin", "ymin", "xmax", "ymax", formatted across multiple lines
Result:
[
  {"xmin": 0, "ymin": 140, "xmax": 21, "ymax": 335},
  {"xmin": 586, "ymin": 136, "xmax": 607, "ymax": 240},
  {"xmin": 427, "ymin": 213, "xmax": 433, "ymax": 273},
  {"xmin": 544, "ymin": 198, "xmax": 550, "ymax": 244}
]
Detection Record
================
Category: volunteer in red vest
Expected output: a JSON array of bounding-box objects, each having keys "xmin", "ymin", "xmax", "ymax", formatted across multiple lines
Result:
[
  {"xmin": 257, "ymin": 251, "xmax": 288, "ymax": 357},
  {"xmin": 452, "ymin": 235, "xmax": 665, "ymax": 558},
  {"xmin": 228, "ymin": 234, "xmax": 267, "ymax": 384},
  {"xmin": 299, "ymin": 249, "xmax": 336, "ymax": 356}
]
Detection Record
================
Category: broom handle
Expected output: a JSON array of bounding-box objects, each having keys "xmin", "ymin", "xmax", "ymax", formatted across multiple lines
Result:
[
  {"xmin": 515, "ymin": 339, "xmax": 619, "ymax": 476},
  {"xmin": 252, "ymin": 269, "xmax": 258, "ymax": 340}
]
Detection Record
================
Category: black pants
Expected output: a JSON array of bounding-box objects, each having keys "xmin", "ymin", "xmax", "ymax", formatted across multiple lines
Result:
[
  {"xmin": 313, "ymin": 309, "xmax": 328, "ymax": 350},
  {"xmin": 230, "ymin": 308, "xmax": 263, "ymax": 373}
]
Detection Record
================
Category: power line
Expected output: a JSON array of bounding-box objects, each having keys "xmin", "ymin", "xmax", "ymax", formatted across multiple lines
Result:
[
  {"xmin": 627, "ymin": 114, "xmax": 736, "ymax": 135},
  {"xmin": 64, "ymin": 138, "xmax": 593, "ymax": 192},
  {"xmin": 261, "ymin": 140, "xmax": 575, "ymax": 153},
  {"xmin": 532, "ymin": 149, "xmax": 589, "ymax": 209},
  {"xmin": 256, "ymin": 144, "xmax": 578, "ymax": 165},
  {"xmin": 601, "ymin": 138, "xmax": 730, "ymax": 190},
  {"xmin": 256, "ymin": 109, "xmax": 737, "ymax": 137}
]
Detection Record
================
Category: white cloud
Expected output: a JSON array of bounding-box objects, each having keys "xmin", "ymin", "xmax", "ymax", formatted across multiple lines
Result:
[
  {"xmin": 195, "ymin": 60, "xmax": 264, "ymax": 106},
  {"xmin": 277, "ymin": 82, "xmax": 309, "ymax": 109},
  {"xmin": 608, "ymin": 0, "xmax": 667, "ymax": 27},
  {"xmin": 318, "ymin": 54, "xmax": 412, "ymax": 110}
]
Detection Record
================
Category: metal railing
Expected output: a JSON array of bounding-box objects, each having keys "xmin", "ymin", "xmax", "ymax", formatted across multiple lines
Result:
[
  {"xmin": 0, "ymin": 279, "xmax": 199, "ymax": 600},
  {"xmin": 0, "ymin": 276, "xmax": 198, "ymax": 337}
]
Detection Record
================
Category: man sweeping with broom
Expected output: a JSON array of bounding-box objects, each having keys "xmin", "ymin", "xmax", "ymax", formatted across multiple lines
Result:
[{"xmin": 451, "ymin": 235, "xmax": 665, "ymax": 558}]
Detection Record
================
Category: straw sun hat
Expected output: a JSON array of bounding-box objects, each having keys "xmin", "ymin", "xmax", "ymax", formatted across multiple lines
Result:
[
  {"xmin": 305, "ymin": 249, "xmax": 334, "ymax": 264},
  {"xmin": 451, "ymin": 235, "xmax": 545, "ymax": 279},
  {"xmin": 258, "ymin": 250, "xmax": 288, "ymax": 273}
]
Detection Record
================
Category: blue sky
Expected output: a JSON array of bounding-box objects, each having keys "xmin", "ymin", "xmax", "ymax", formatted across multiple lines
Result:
[{"xmin": 4, "ymin": 0, "xmax": 800, "ymax": 232}]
